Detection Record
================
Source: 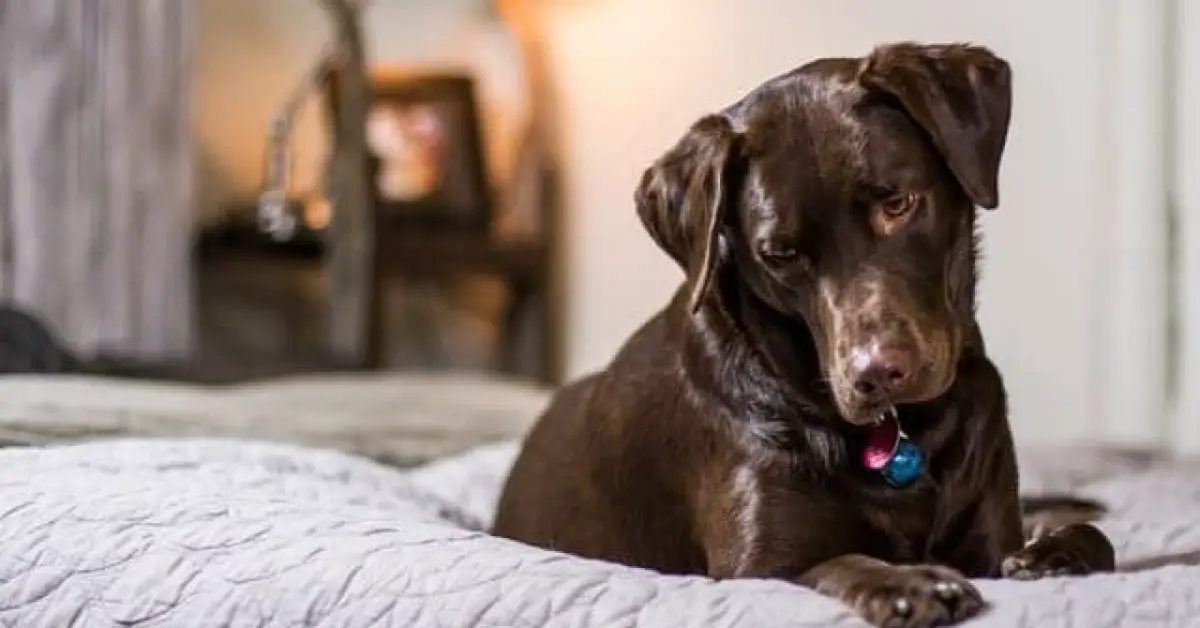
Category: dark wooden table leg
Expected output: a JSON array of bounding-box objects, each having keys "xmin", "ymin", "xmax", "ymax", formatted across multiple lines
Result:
[
  {"xmin": 364, "ymin": 253, "xmax": 386, "ymax": 369},
  {"xmin": 499, "ymin": 278, "xmax": 537, "ymax": 379}
]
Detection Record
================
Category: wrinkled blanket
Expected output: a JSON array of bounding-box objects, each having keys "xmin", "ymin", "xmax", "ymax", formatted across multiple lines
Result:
[
  {"xmin": 0, "ymin": 373, "xmax": 547, "ymax": 466},
  {"xmin": 1, "ymin": 438, "xmax": 1198, "ymax": 628}
]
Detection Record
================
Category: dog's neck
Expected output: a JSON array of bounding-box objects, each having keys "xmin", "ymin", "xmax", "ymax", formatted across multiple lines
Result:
[{"xmin": 679, "ymin": 278, "xmax": 851, "ymax": 475}]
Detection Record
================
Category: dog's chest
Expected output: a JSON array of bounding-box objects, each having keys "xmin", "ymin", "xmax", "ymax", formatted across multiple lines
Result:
[
  {"xmin": 859, "ymin": 476, "xmax": 942, "ymax": 563},
  {"xmin": 853, "ymin": 415, "xmax": 962, "ymax": 563}
]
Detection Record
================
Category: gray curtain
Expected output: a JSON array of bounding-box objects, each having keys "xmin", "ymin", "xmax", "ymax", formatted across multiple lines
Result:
[{"xmin": 0, "ymin": 1, "xmax": 194, "ymax": 359}]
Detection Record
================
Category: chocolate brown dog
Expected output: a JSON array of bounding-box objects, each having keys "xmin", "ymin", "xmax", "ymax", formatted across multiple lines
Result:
[{"xmin": 493, "ymin": 42, "xmax": 1115, "ymax": 628}]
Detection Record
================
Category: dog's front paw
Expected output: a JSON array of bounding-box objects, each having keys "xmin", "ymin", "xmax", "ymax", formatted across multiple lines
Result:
[
  {"xmin": 847, "ymin": 565, "xmax": 985, "ymax": 628},
  {"xmin": 1001, "ymin": 523, "xmax": 1115, "ymax": 580}
]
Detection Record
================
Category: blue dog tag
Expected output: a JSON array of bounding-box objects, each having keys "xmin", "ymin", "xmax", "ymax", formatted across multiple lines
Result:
[
  {"xmin": 862, "ymin": 409, "xmax": 925, "ymax": 489},
  {"xmin": 881, "ymin": 437, "xmax": 924, "ymax": 488}
]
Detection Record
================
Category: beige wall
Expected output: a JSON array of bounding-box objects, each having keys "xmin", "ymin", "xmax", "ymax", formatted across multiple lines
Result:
[{"xmin": 198, "ymin": 0, "xmax": 1168, "ymax": 448}]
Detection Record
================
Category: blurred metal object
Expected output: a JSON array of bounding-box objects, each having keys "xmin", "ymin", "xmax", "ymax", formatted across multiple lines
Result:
[{"xmin": 257, "ymin": 46, "xmax": 346, "ymax": 240}]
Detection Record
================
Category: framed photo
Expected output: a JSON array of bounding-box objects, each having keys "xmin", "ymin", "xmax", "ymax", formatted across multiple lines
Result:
[{"xmin": 336, "ymin": 70, "xmax": 493, "ymax": 232}]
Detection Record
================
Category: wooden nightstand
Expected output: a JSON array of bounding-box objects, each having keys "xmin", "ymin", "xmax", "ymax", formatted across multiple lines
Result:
[
  {"xmin": 194, "ymin": 205, "xmax": 563, "ymax": 386},
  {"xmin": 366, "ymin": 230, "xmax": 558, "ymax": 384}
]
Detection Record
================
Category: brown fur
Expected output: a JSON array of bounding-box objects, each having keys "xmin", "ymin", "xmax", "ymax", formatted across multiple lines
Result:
[{"xmin": 494, "ymin": 42, "xmax": 1114, "ymax": 628}]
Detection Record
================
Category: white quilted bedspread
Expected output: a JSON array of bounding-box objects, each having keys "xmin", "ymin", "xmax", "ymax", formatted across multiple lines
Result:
[
  {"xmin": 0, "ymin": 373, "xmax": 549, "ymax": 466},
  {"xmin": 1, "ymin": 437, "xmax": 1199, "ymax": 627}
]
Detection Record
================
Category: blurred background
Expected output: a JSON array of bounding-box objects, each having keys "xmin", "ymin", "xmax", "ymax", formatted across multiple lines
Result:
[{"xmin": 0, "ymin": 0, "xmax": 1192, "ymax": 455}]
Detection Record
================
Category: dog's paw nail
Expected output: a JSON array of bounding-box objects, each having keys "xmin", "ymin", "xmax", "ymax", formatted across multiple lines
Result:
[
  {"xmin": 852, "ymin": 566, "xmax": 984, "ymax": 627},
  {"xmin": 1002, "ymin": 547, "xmax": 1089, "ymax": 580},
  {"xmin": 1000, "ymin": 556, "xmax": 1028, "ymax": 576},
  {"xmin": 934, "ymin": 580, "xmax": 962, "ymax": 599}
]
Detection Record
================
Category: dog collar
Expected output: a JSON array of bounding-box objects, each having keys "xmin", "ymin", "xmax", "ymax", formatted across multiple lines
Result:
[{"xmin": 861, "ymin": 408, "xmax": 924, "ymax": 488}]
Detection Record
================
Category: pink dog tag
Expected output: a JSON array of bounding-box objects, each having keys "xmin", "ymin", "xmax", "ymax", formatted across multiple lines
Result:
[{"xmin": 862, "ymin": 414, "xmax": 900, "ymax": 470}]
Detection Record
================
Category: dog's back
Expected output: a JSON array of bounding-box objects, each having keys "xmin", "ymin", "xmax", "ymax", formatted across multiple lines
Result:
[
  {"xmin": 493, "ymin": 302, "xmax": 711, "ymax": 573},
  {"xmin": 493, "ymin": 373, "xmax": 604, "ymax": 546}
]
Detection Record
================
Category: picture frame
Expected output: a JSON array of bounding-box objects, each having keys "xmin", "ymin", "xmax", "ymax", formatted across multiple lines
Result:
[{"xmin": 328, "ymin": 69, "xmax": 494, "ymax": 232}]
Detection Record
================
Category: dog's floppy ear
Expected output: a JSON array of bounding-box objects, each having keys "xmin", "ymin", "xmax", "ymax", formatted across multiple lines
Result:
[
  {"xmin": 635, "ymin": 115, "xmax": 742, "ymax": 314},
  {"xmin": 858, "ymin": 42, "xmax": 1012, "ymax": 209}
]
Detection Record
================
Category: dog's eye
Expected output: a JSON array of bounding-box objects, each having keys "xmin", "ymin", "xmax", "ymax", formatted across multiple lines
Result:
[
  {"xmin": 880, "ymin": 192, "xmax": 919, "ymax": 218},
  {"xmin": 758, "ymin": 244, "xmax": 798, "ymax": 264},
  {"xmin": 871, "ymin": 191, "xmax": 922, "ymax": 236}
]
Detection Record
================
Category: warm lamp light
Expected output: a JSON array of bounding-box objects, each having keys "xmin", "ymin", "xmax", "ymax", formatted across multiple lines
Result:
[{"xmin": 304, "ymin": 196, "xmax": 333, "ymax": 230}]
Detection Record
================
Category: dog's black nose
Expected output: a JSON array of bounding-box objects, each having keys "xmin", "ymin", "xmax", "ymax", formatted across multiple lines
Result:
[{"xmin": 849, "ymin": 343, "xmax": 915, "ymax": 401}]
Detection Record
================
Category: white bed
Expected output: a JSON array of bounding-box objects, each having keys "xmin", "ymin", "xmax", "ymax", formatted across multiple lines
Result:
[{"xmin": 0, "ymin": 373, "xmax": 1195, "ymax": 627}]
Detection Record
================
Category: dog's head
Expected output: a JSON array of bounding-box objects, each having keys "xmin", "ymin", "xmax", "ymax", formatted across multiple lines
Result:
[{"xmin": 635, "ymin": 43, "xmax": 1012, "ymax": 425}]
